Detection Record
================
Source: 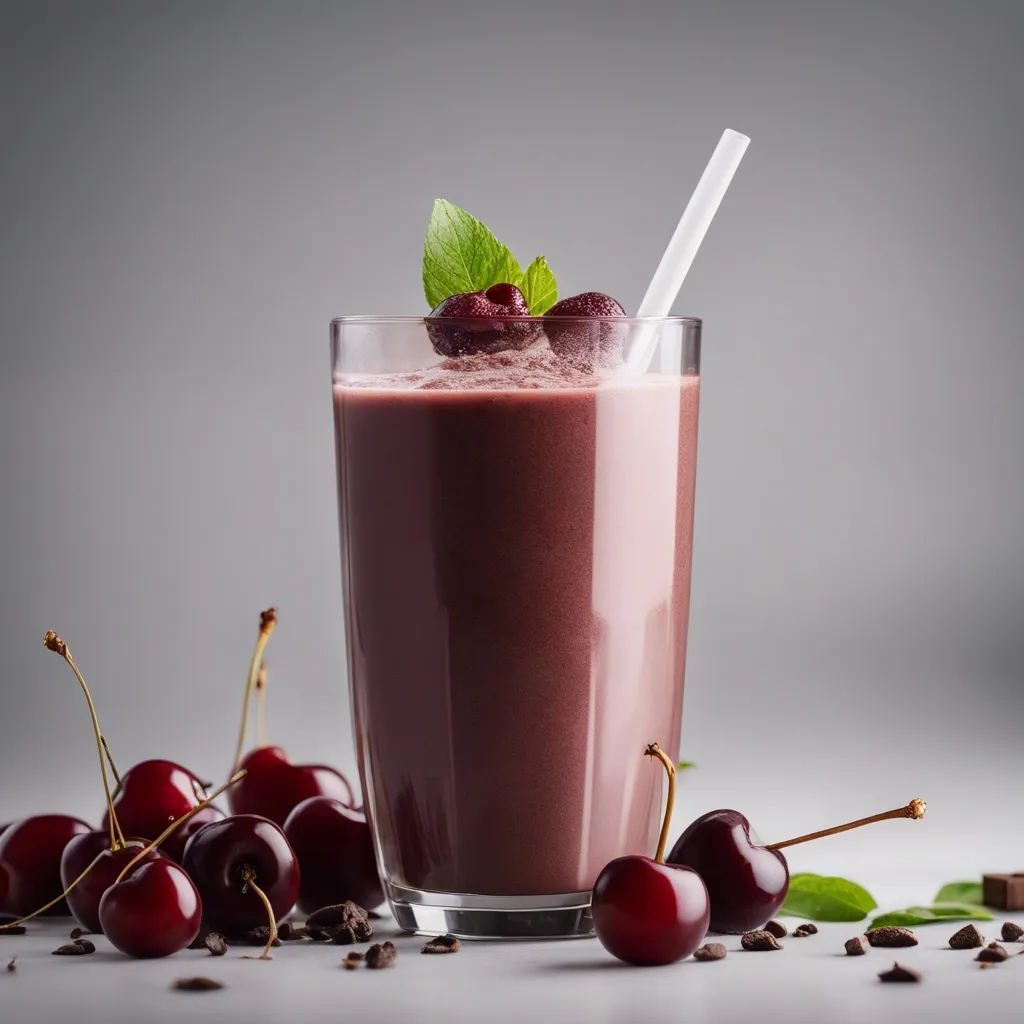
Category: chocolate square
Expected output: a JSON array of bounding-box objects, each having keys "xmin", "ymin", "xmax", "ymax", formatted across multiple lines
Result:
[{"xmin": 982, "ymin": 874, "xmax": 1024, "ymax": 911}]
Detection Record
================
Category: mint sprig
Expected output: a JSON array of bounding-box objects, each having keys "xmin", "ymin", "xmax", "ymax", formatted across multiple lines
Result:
[
  {"xmin": 422, "ymin": 199, "xmax": 558, "ymax": 314},
  {"xmin": 868, "ymin": 903, "xmax": 993, "ymax": 929},
  {"xmin": 779, "ymin": 873, "xmax": 877, "ymax": 922}
]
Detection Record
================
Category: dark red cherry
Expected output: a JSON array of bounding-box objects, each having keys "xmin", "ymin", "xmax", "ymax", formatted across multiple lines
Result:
[
  {"xmin": 102, "ymin": 759, "xmax": 209, "ymax": 846},
  {"xmin": 283, "ymin": 796, "xmax": 383, "ymax": 914},
  {"xmin": 592, "ymin": 855, "xmax": 710, "ymax": 965},
  {"xmin": 161, "ymin": 804, "xmax": 224, "ymax": 865},
  {"xmin": 427, "ymin": 283, "xmax": 542, "ymax": 357},
  {"xmin": 182, "ymin": 814, "xmax": 300, "ymax": 936},
  {"xmin": 99, "ymin": 860, "xmax": 202, "ymax": 958},
  {"xmin": 0, "ymin": 815, "xmax": 91, "ymax": 917},
  {"xmin": 667, "ymin": 810, "xmax": 789, "ymax": 934},
  {"xmin": 60, "ymin": 832, "xmax": 167, "ymax": 933},
  {"xmin": 228, "ymin": 746, "xmax": 352, "ymax": 828},
  {"xmin": 543, "ymin": 292, "xmax": 628, "ymax": 367}
]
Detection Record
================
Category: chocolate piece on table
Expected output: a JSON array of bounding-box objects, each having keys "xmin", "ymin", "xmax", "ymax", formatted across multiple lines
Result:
[{"xmin": 982, "ymin": 874, "xmax": 1024, "ymax": 911}]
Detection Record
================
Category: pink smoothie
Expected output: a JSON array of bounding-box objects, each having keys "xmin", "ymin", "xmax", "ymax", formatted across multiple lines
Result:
[{"xmin": 334, "ymin": 349, "xmax": 700, "ymax": 897}]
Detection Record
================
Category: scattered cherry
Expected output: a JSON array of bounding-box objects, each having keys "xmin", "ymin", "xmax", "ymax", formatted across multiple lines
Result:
[
  {"xmin": 284, "ymin": 796, "xmax": 383, "ymax": 914},
  {"xmin": 182, "ymin": 814, "xmax": 300, "ymax": 938},
  {"xmin": 0, "ymin": 815, "xmax": 91, "ymax": 917},
  {"xmin": 591, "ymin": 744, "xmax": 710, "ymax": 966},
  {"xmin": 543, "ymin": 292, "xmax": 627, "ymax": 367},
  {"xmin": 99, "ymin": 860, "xmax": 202, "ymax": 958},
  {"xmin": 162, "ymin": 804, "xmax": 225, "ymax": 864},
  {"xmin": 61, "ymin": 832, "xmax": 166, "ymax": 933},
  {"xmin": 102, "ymin": 759, "xmax": 211, "ymax": 852},
  {"xmin": 427, "ymin": 283, "xmax": 542, "ymax": 357},
  {"xmin": 226, "ymin": 609, "xmax": 353, "ymax": 827},
  {"xmin": 669, "ymin": 799, "xmax": 927, "ymax": 933}
]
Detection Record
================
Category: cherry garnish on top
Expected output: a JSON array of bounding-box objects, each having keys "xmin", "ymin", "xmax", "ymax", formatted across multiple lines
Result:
[
  {"xmin": 669, "ymin": 798, "xmax": 927, "ymax": 934},
  {"xmin": 543, "ymin": 291, "xmax": 628, "ymax": 367},
  {"xmin": 427, "ymin": 283, "xmax": 543, "ymax": 357},
  {"xmin": 591, "ymin": 744, "xmax": 710, "ymax": 966},
  {"xmin": 226, "ymin": 608, "xmax": 352, "ymax": 827}
]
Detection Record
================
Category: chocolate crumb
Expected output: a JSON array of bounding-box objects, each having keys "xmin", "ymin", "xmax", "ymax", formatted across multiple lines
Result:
[
  {"xmin": 976, "ymin": 942, "xmax": 1009, "ymax": 963},
  {"xmin": 205, "ymin": 933, "xmax": 228, "ymax": 957},
  {"xmin": 52, "ymin": 940, "xmax": 94, "ymax": 956},
  {"xmin": 188, "ymin": 925, "xmax": 215, "ymax": 950},
  {"xmin": 948, "ymin": 924, "xmax": 985, "ymax": 949},
  {"xmin": 277, "ymin": 921, "xmax": 306, "ymax": 941},
  {"xmin": 0, "ymin": 926, "xmax": 26, "ymax": 936},
  {"xmin": 172, "ymin": 977, "xmax": 225, "ymax": 992},
  {"xmin": 342, "ymin": 951, "xmax": 364, "ymax": 970},
  {"xmin": 1001, "ymin": 921, "xmax": 1024, "ymax": 942},
  {"xmin": 69, "ymin": 927, "xmax": 90, "ymax": 940},
  {"xmin": 763, "ymin": 920, "xmax": 787, "ymax": 938},
  {"xmin": 331, "ymin": 926, "xmax": 359, "ymax": 946},
  {"xmin": 741, "ymin": 930, "xmax": 782, "ymax": 951},
  {"xmin": 867, "ymin": 926, "xmax": 918, "ymax": 948},
  {"xmin": 237, "ymin": 927, "xmax": 281, "ymax": 947},
  {"xmin": 365, "ymin": 940, "xmax": 398, "ymax": 969},
  {"xmin": 793, "ymin": 923, "xmax": 818, "ymax": 937},
  {"xmin": 306, "ymin": 902, "xmax": 372, "ymax": 943},
  {"xmin": 845, "ymin": 936, "xmax": 868, "ymax": 956},
  {"xmin": 693, "ymin": 943, "xmax": 727, "ymax": 961},
  {"xmin": 421, "ymin": 933, "xmax": 461, "ymax": 955},
  {"xmin": 879, "ymin": 962, "xmax": 920, "ymax": 983},
  {"xmin": 6, "ymin": 957, "xmax": 16, "ymax": 972}
]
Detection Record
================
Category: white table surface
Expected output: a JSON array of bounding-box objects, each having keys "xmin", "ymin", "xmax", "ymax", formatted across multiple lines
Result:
[{"xmin": 3, "ymin": 885, "xmax": 1021, "ymax": 1024}]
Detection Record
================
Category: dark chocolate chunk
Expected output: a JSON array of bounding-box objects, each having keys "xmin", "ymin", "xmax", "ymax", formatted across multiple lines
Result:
[
  {"xmin": 982, "ymin": 874, "xmax": 1024, "ymax": 911},
  {"xmin": 1001, "ymin": 921, "xmax": 1024, "ymax": 942},
  {"xmin": 793, "ymin": 923, "xmax": 818, "ymax": 937},
  {"xmin": 69, "ymin": 927, "xmax": 90, "ymax": 940},
  {"xmin": 879, "ymin": 962, "xmax": 921, "ymax": 983},
  {"xmin": 331, "ymin": 926, "xmax": 359, "ymax": 946},
  {"xmin": 52, "ymin": 940, "xmax": 94, "ymax": 956},
  {"xmin": 306, "ymin": 902, "xmax": 372, "ymax": 943},
  {"xmin": 365, "ymin": 940, "xmax": 398, "ymax": 969},
  {"xmin": 845, "ymin": 936, "xmax": 867, "ymax": 956},
  {"xmin": 205, "ymin": 933, "xmax": 228, "ymax": 957},
  {"xmin": 741, "ymin": 929, "xmax": 782, "ymax": 951},
  {"xmin": 693, "ymin": 943, "xmax": 727, "ymax": 961},
  {"xmin": 6, "ymin": 957, "xmax": 16, "ymax": 972},
  {"xmin": 171, "ymin": 977, "xmax": 225, "ymax": 992},
  {"xmin": 277, "ymin": 921, "xmax": 306, "ymax": 941},
  {"xmin": 866, "ymin": 926, "xmax": 918, "ymax": 948},
  {"xmin": 188, "ymin": 924, "xmax": 216, "ymax": 950},
  {"xmin": 237, "ymin": 926, "xmax": 281, "ymax": 947},
  {"xmin": 948, "ymin": 924, "xmax": 985, "ymax": 949},
  {"xmin": 976, "ymin": 942, "xmax": 1009, "ymax": 963},
  {"xmin": 342, "ymin": 951, "xmax": 364, "ymax": 970},
  {"xmin": 763, "ymin": 920, "xmax": 787, "ymax": 938},
  {"xmin": 0, "ymin": 926, "xmax": 26, "ymax": 936},
  {"xmin": 421, "ymin": 933, "xmax": 461, "ymax": 954}
]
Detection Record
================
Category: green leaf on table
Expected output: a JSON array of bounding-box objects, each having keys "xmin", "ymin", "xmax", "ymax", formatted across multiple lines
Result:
[
  {"xmin": 422, "ymin": 199, "xmax": 524, "ymax": 309},
  {"xmin": 779, "ymin": 874, "xmax": 878, "ymax": 922},
  {"xmin": 520, "ymin": 255, "xmax": 558, "ymax": 314},
  {"xmin": 868, "ymin": 903, "xmax": 993, "ymax": 930},
  {"xmin": 676, "ymin": 761, "xmax": 696, "ymax": 772},
  {"xmin": 934, "ymin": 881, "xmax": 984, "ymax": 906}
]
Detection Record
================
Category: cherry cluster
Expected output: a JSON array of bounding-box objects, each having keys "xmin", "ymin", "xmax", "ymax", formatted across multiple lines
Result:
[{"xmin": 0, "ymin": 610, "xmax": 382, "ymax": 959}]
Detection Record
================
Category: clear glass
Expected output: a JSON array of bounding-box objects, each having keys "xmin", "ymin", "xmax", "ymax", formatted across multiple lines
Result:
[{"xmin": 331, "ymin": 316, "xmax": 701, "ymax": 939}]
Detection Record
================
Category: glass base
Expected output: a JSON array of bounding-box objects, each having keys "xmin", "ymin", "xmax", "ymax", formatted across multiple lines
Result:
[{"xmin": 387, "ymin": 883, "xmax": 595, "ymax": 940}]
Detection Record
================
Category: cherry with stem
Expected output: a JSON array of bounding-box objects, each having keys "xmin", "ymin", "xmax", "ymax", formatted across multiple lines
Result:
[{"xmin": 669, "ymin": 797, "xmax": 927, "ymax": 934}]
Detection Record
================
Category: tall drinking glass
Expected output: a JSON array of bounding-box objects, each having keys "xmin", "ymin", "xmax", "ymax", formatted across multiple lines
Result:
[{"xmin": 331, "ymin": 316, "xmax": 701, "ymax": 939}]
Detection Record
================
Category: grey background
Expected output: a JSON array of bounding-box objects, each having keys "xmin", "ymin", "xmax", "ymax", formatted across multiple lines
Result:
[{"xmin": 1, "ymin": 0, "xmax": 1022, "ymax": 895}]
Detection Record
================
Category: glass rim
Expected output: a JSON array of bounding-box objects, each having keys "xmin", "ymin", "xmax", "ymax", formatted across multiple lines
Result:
[{"xmin": 330, "ymin": 314, "xmax": 702, "ymax": 327}]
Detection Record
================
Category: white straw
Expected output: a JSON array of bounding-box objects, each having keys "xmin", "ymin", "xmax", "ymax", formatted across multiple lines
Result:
[{"xmin": 627, "ymin": 128, "xmax": 750, "ymax": 373}]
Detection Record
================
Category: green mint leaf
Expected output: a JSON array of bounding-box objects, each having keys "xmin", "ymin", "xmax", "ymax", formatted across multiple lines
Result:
[
  {"xmin": 934, "ymin": 881, "xmax": 984, "ymax": 905},
  {"xmin": 868, "ymin": 904, "xmax": 993, "ymax": 930},
  {"xmin": 779, "ymin": 874, "xmax": 878, "ymax": 922},
  {"xmin": 422, "ymin": 199, "xmax": 523, "ymax": 309},
  {"xmin": 676, "ymin": 761, "xmax": 696, "ymax": 771},
  {"xmin": 521, "ymin": 256, "xmax": 558, "ymax": 314}
]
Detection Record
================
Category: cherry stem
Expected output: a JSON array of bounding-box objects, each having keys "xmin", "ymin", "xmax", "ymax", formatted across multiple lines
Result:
[
  {"xmin": 230, "ymin": 608, "xmax": 277, "ymax": 778},
  {"xmin": 112, "ymin": 771, "xmax": 247, "ymax": 886},
  {"xmin": 766, "ymin": 798, "xmax": 927, "ymax": 852},
  {"xmin": 0, "ymin": 849, "xmax": 108, "ymax": 930},
  {"xmin": 43, "ymin": 631, "xmax": 124, "ymax": 852},
  {"xmin": 256, "ymin": 662, "xmax": 268, "ymax": 749},
  {"xmin": 100, "ymin": 735, "xmax": 122, "ymax": 787},
  {"xmin": 240, "ymin": 865, "xmax": 277, "ymax": 960},
  {"xmin": 644, "ymin": 742, "xmax": 677, "ymax": 864}
]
